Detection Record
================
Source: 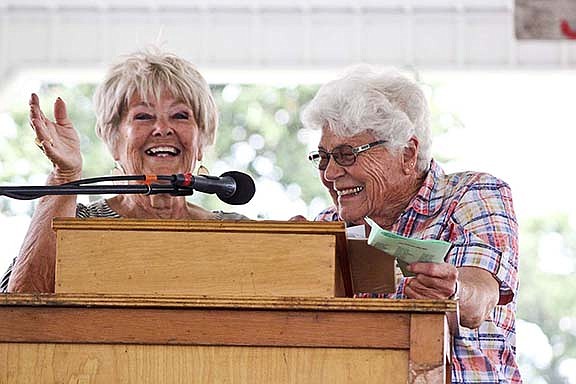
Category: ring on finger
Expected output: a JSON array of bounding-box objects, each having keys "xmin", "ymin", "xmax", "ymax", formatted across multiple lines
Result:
[
  {"xmin": 34, "ymin": 137, "xmax": 49, "ymax": 152},
  {"xmin": 35, "ymin": 136, "xmax": 54, "ymax": 147},
  {"xmin": 34, "ymin": 136, "xmax": 43, "ymax": 149}
]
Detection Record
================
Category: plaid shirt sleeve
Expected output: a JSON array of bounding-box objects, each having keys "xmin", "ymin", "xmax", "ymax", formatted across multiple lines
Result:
[{"xmin": 446, "ymin": 174, "xmax": 519, "ymax": 305}]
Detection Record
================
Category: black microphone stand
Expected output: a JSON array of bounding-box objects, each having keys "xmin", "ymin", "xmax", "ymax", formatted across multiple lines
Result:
[{"xmin": 0, "ymin": 175, "xmax": 195, "ymax": 200}]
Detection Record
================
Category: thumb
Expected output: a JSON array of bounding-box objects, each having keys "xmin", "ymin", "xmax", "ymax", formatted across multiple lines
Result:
[{"xmin": 54, "ymin": 97, "xmax": 72, "ymax": 127}]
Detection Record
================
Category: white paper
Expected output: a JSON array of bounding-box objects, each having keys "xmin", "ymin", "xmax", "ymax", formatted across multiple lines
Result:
[{"xmin": 346, "ymin": 224, "xmax": 366, "ymax": 239}]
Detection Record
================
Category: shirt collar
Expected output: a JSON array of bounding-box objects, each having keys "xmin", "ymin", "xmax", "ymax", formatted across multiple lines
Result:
[{"xmin": 410, "ymin": 159, "xmax": 445, "ymax": 216}]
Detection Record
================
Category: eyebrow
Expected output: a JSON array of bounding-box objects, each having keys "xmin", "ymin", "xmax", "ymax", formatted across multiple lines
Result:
[{"xmin": 130, "ymin": 101, "xmax": 189, "ymax": 109}]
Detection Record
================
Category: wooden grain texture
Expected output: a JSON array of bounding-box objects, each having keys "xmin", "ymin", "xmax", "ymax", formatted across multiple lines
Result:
[
  {"xmin": 348, "ymin": 239, "xmax": 395, "ymax": 294},
  {"xmin": 0, "ymin": 294, "xmax": 458, "ymax": 313},
  {"xmin": 0, "ymin": 295, "xmax": 453, "ymax": 384},
  {"xmin": 0, "ymin": 344, "xmax": 408, "ymax": 384},
  {"xmin": 409, "ymin": 314, "xmax": 448, "ymax": 383},
  {"xmin": 0, "ymin": 306, "xmax": 410, "ymax": 348},
  {"xmin": 56, "ymin": 231, "xmax": 338, "ymax": 297},
  {"xmin": 52, "ymin": 218, "xmax": 346, "ymax": 234},
  {"xmin": 53, "ymin": 218, "xmax": 354, "ymax": 297}
]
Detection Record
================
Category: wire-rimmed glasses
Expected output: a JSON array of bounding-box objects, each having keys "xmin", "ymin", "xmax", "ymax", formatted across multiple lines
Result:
[{"xmin": 308, "ymin": 140, "xmax": 387, "ymax": 170}]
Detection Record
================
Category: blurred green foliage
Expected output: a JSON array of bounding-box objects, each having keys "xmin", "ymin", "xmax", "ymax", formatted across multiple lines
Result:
[
  {"xmin": 202, "ymin": 83, "xmax": 329, "ymax": 213},
  {"xmin": 517, "ymin": 215, "xmax": 576, "ymax": 383}
]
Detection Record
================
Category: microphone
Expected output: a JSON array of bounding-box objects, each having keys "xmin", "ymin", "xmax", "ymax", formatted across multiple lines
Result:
[
  {"xmin": 170, "ymin": 171, "xmax": 256, "ymax": 205},
  {"xmin": 0, "ymin": 171, "xmax": 256, "ymax": 204}
]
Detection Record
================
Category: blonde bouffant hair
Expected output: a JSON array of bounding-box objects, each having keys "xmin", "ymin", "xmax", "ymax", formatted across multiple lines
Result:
[{"xmin": 93, "ymin": 48, "xmax": 218, "ymax": 156}]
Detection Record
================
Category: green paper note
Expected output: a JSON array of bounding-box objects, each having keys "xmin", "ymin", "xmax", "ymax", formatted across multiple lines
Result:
[{"xmin": 365, "ymin": 217, "xmax": 452, "ymax": 277}]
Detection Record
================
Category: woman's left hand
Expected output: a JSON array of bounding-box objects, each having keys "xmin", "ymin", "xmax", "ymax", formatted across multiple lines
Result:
[{"xmin": 404, "ymin": 262, "xmax": 458, "ymax": 299}]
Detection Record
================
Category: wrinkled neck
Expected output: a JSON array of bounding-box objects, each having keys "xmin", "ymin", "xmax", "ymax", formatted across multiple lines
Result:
[{"xmin": 367, "ymin": 171, "xmax": 426, "ymax": 230}]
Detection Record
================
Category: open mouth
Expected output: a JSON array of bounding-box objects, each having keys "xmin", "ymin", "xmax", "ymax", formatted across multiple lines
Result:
[
  {"xmin": 336, "ymin": 186, "xmax": 364, "ymax": 197},
  {"xmin": 144, "ymin": 146, "xmax": 181, "ymax": 157}
]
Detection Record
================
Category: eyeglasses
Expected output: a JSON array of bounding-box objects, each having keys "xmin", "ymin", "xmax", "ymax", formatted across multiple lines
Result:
[{"xmin": 308, "ymin": 140, "xmax": 387, "ymax": 170}]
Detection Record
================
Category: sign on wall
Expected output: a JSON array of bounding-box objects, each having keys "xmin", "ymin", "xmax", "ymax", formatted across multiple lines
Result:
[{"xmin": 516, "ymin": 0, "xmax": 576, "ymax": 39}]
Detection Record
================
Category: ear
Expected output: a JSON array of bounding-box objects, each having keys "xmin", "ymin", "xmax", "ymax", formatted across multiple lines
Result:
[
  {"xmin": 197, "ymin": 148, "xmax": 203, "ymax": 162},
  {"xmin": 111, "ymin": 146, "xmax": 120, "ymax": 162},
  {"xmin": 402, "ymin": 137, "xmax": 419, "ymax": 174},
  {"xmin": 110, "ymin": 132, "xmax": 123, "ymax": 161}
]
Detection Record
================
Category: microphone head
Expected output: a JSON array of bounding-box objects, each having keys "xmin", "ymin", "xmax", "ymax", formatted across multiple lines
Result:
[{"xmin": 218, "ymin": 171, "xmax": 256, "ymax": 205}]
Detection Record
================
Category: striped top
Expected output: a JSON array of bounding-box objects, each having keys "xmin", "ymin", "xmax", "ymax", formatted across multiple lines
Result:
[
  {"xmin": 316, "ymin": 159, "xmax": 521, "ymax": 384},
  {"xmin": 0, "ymin": 200, "xmax": 248, "ymax": 292}
]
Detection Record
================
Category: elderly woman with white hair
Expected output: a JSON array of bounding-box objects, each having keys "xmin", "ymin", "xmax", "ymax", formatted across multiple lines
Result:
[
  {"xmin": 302, "ymin": 67, "xmax": 521, "ymax": 383},
  {"xmin": 2, "ymin": 49, "xmax": 247, "ymax": 293}
]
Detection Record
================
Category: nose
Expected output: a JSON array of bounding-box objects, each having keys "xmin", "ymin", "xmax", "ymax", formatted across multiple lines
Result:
[
  {"xmin": 152, "ymin": 117, "xmax": 174, "ymax": 137},
  {"xmin": 323, "ymin": 154, "xmax": 345, "ymax": 182}
]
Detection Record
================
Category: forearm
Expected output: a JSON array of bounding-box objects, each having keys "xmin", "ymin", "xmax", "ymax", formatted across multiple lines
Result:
[
  {"xmin": 457, "ymin": 266, "xmax": 499, "ymax": 329},
  {"xmin": 7, "ymin": 170, "xmax": 80, "ymax": 293}
]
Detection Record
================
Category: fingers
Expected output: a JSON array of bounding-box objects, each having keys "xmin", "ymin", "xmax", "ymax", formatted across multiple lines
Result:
[
  {"xmin": 28, "ymin": 93, "xmax": 66, "ymax": 148},
  {"xmin": 29, "ymin": 92, "xmax": 39, "ymax": 107},
  {"xmin": 29, "ymin": 93, "xmax": 70, "ymax": 128},
  {"xmin": 31, "ymin": 117, "xmax": 54, "ymax": 154},
  {"xmin": 34, "ymin": 136, "xmax": 54, "ymax": 153},
  {"xmin": 29, "ymin": 93, "xmax": 48, "ymax": 136},
  {"xmin": 54, "ymin": 97, "xmax": 73, "ymax": 128},
  {"xmin": 29, "ymin": 93, "xmax": 48, "ymax": 123},
  {"xmin": 404, "ymin": 263, "xmax": 458, "ymax": 299},
  {"xmin": 407, "ymin": 262, "xmax": 453, "ymax": 278},
  {"xmin": 27, "ymin": 93, "xmax": 81, "ymax": 175},
  {"xmin": 29, "ymin": 93, "xmax": 53, "ymax": 154},
  {"xmin": 29, "ymin": 93, "xmax": 40, "ymax": 126}
]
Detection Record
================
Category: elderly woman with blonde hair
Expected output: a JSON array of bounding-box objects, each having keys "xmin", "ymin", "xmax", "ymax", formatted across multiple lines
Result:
[
  {"xmin": 302, "ymin": 66, "xmax": 521, "ymax": 383},
  {"xmin": 2, "ymin": 49, "xmax": 247, "ymax": 293}
]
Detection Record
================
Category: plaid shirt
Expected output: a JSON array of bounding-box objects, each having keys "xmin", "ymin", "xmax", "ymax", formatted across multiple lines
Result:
[{"xmin": 316, "ymin": 159, "xmax": 521, "ymax": 384}]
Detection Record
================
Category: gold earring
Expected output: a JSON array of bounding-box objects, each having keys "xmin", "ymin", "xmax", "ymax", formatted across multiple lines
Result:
[{"xmin": 197, "ymin": 163, "xmax": 209, "ymax": 176}]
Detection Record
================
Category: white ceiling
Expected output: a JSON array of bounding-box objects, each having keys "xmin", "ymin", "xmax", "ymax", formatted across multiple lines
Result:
[{"xmin": 0, "ymin": 0, "xmax": 575, "ymax": 88}]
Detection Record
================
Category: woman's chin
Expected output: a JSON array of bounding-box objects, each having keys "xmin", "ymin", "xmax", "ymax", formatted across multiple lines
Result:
[
  {"xmin": 338, "ymin": 207, "xmax": 365, "ymax": 225},
  {"xmin": 141, "ymin": 156, "xmax": 191, "ymax": 174},
  {"xmin": 142, "ymin": 164, "xmax": 188, "ymax": 176}
]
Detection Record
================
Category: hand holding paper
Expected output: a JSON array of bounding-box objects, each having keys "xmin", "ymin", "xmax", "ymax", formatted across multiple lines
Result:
[{"xmin": 365, "ymin": 217, "xmax": 452, "ymax": 276}]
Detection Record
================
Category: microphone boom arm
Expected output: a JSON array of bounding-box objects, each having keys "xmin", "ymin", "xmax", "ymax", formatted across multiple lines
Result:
[
  {"xmin": 0, "ymin": 183, "xmax": 196, "ymax": 200},
  {"xmin": 0, "ymin": 171, "xmax": 255, "ymax": 205}
]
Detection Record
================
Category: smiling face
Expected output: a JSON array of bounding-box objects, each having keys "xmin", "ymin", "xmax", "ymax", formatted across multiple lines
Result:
[
  {"xmin": 319, "ymin": 127, "xmax": 418, "ymax": 226},
  {"xmin": 113, "ymin": 90, "xmax": 202, "ymax": 176}
]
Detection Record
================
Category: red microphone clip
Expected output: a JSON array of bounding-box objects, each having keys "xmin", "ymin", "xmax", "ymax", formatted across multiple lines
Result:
[{"xmin": 181, "ymin": 173, "xmax": 193, "ymax": 187}]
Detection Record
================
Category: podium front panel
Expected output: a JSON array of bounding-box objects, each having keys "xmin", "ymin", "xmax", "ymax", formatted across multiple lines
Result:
[
  {"xmin": 0, "ymin": 295, "xmax": 455, "ymax": 384},
  {"xmin": 53, "ymin": 219, "xmax": 350, "ymax": 297}
]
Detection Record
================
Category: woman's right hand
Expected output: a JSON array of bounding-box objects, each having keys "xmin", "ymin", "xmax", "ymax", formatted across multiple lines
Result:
[{"xmin": 29, "ymin": 93, "xmax": 82, "ymax": 178}]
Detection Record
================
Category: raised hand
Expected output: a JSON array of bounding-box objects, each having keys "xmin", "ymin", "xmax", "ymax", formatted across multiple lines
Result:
[{"xmin": 29, "ymin": 93, "xmax": 82, "ymax": 177}]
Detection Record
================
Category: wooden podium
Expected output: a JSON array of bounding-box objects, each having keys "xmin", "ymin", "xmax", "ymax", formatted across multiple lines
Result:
[{"xmin": 0, "ymin": 219, "xmax": 456, "ymax": 383}]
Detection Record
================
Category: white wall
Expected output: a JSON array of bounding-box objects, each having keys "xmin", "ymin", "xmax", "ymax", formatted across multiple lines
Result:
[{"xmin": 1, "ymin": 0, "xmax": 576, "ymax": 90}]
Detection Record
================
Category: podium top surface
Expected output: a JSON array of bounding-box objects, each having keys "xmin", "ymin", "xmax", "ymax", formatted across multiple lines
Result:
[
  {"xmin": 52, "ymin": 218, "xmax": 347, "ymax": 235},
  {"xmin": 0, "ymin": 293, "xmax": 457, "ymax": 314}
]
